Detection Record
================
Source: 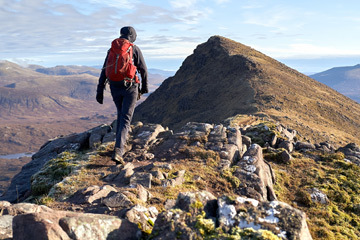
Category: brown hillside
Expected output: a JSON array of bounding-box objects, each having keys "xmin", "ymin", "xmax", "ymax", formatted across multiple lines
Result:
[{"xmin": 134, "ymin": 36, "xmax": 360, "ymax": 146}]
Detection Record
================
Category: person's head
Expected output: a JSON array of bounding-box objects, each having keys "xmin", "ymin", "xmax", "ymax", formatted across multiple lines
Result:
[{"xmin": 120, "ymin": 26, "xmax": 137, "ymax": 43}]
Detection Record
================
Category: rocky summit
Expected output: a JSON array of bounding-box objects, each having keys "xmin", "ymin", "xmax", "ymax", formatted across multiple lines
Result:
[
  {"xmin": 1, "ymin": 114, "xmax": 360, "ymax": 239},
  {"xmin": 134, "ymin": 36, "xmax": 360, "ymax": 146}
]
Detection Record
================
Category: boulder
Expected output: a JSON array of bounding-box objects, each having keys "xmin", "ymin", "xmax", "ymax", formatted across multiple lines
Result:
[
  {"xmin": 227, "ymin": 126, "xmax": 243, "ymax": 153},
  {"xmin": 13, "ymin": 210, "xmax": 140, "ymax": 240},
  {"xmin": 206, "ymin": 124, "xmax": 227, "ymax": 151},
  {"xmin": 234, "ymin": 144, "xmax": 277, "ymax": 201},
  {"xmin": 280, "ymin": 149, "xmax": 292, "ymax": 164},
  {"xmin": 33, "ymin": 131, "xmax": 90, "ymax": 160},
  {"xmin": 88, "ymin": 124, "xmax": 111, "ymax": 149},
  {"xmin": 133, "ymin": 124, "xmax": 165, "ymax": 148},
  {"xmin": 3, "ymin": 202, "xmax": 53, "ymax": 216},
  {"xmin": 282, "ymin": 128, "xmax": 297, "ymax": 141},
  {"xmin": 102, "ymin": 192, "xmax": 133, "ymax": 208},
  {"xmin": 125, "ymin": 205, "xmax": 158, "ymax": 234},
  {"xmin": 60, "ymin": 215, "xmax": 140, "ymax": 240},
  {"xmin": 242, "ymin": 135, "xmax": 252, "ymax": 149},
  {"xmin": 136, "ymin": 184, "xmax": 153, "ymax": 203},
  {"xmin": 217, "ymin": 196, "xmax": 313, "ymax": 240},
  {"xmin": 278, "ymin": 140, "xmax": 294, "ymax": 153},
  {"xmin": 0, "ymin": 201, "xmax": 11, "ymax": 208},
  {"xmin": 129, "ymin": 172, "xmax": 152, "ymax": 188},
  {"xmin": 151, "ymin": 192, "xmax": 312, "ymax": 240},
  {"xmin": 67, "ymin": 185, "xmax": 118, "ymax": 204},
  {"xmin": 270, "ymin": 134, "xmax": 277, "ymax": 147},
  {"xmin": 162, "ymin": 170, "xmax": 185, "ymax": 187},
  {"xmin": 13, "ymin": 211, "xmax": 71, "ymax": 240},
  {"xmin": 337, "ymin": 143, "xmax": 360, "ymax": 166},
  {"xmin": 175, "ymin": 191, "xmax": 217, "ymax": 218},
  {"xmin": 295, "ymin": 141, "xmax": 316, "ymax": 151},
  {"xmin": 0, "ymin": 215, "xmax": 13, "ymax": 239},
  {"xmin": 176, "ymin": 122, "xmax": 213, "ymax": 141},
  {"xmin": 221, "ymin": 144, "xmax": 240, "ymax": 163},
  {"xmin": 150, "ymin": 209, "xmax": 198, "ymax": 239},
  {"xmin": 308, "ymin": 188, "xmax": 329, "ymax": 205},
  {"xmin": 104, "ymin": 163, "xmax": 135, "ymax": 187},
  {"xmin": 102, "ymin": 131, "xmax": 116, "ymax": 143}
]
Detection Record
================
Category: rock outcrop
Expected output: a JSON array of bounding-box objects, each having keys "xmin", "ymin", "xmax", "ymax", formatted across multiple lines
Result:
[
  {"xmin": 0, "ymin": 118, "xmax": 323, "ymax": 239},
  {"xmin": 234, "ymin": 144, "xmax": 276, "ymax": 201},
  {"xmin": 151, "ymin": 192, "xmax": 312, "ymax": 240},
  {"xmin": 337, "ymin": 143, "xmax": 360, "ymax": 166},
  {"xmin": 0, "ymin": 201, "xmax": 140, "ymax": 240}
]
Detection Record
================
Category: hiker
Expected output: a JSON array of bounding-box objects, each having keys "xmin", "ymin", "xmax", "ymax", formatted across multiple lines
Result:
[{"xmin": 96, "ymin": 26, "xmax": 148, "ymax": 165}]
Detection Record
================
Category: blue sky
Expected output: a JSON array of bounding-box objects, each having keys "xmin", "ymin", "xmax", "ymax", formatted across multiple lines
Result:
[{"xmin": 1, "ymin": 0, "xmax": 360, "ymax": 73}]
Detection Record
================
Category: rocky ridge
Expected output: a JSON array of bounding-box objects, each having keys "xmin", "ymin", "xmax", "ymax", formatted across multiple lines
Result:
[{"xmin": 1, "ymin": 115, "xmax": 360, "ymax": 239}]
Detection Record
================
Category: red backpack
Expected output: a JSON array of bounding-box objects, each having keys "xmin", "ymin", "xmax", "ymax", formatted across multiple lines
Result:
[{"xmin": 105, "ymin": 38, "xmax": 139, "ymax": 83}]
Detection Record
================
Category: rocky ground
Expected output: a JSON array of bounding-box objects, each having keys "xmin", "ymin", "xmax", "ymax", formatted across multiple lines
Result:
[{"xmin": 1, "ymin": 114, "xmax": 360, "ymax": 239}]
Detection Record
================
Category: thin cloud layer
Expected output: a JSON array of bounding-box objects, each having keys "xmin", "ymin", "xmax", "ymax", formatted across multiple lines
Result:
[{"xmin": 1, "ymin": 0, "xmax": 360, "ymax": 72}]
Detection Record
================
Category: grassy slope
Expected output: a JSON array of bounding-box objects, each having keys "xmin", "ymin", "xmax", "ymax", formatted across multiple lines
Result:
[{"xmin": 270, "ymin": 152, "xmax": 360, "ymax": 239}]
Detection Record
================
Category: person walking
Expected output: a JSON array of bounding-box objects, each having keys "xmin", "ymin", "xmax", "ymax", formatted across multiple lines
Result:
[{"xmin": 96, "ymin": 26, "xmax": 148, "ymax": 165}]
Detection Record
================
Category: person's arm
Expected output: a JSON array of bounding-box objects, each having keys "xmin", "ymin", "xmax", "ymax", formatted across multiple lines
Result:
[
  {"xmin": 133, "ymin": 45, "xmax": 148, "ymax": 93},
  {"xmin": 96, "ymin": 51, "xmax": 109, "ymax": 104},
  {"xmin": 97, "ymin": 51, "xmax": 109, "ymax": 92}
]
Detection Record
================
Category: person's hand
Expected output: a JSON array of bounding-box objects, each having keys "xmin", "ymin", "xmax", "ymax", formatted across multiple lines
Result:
[
  {"xmin": 140, "ymin": 86, "xmax": 149, "ymax": 94},
  {"xmin": 96, "ymin": 91, "xmax": 103, "ymax": 104}
]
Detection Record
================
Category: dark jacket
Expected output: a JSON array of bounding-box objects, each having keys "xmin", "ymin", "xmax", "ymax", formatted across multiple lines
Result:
[{"xmin": 97, "ymin": 26, "xmax": 148, "ymax": 93}]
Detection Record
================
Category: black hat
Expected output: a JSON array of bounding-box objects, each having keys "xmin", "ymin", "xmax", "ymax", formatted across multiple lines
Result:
[{"xmin": 120, "ymin": 26, "xmax": 137, "ymax": 43}]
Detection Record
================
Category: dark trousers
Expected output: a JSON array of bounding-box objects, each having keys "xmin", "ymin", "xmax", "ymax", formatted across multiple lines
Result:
[{"xmin": 110, "ymin": 82, "xmax": 138, "ymax": 156}]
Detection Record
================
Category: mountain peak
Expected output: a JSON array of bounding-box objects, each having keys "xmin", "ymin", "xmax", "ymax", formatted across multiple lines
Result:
[
  {"xmin": 206, "ymin": 35, "xmax": 259, "ymax": 55},
  {"xmin": 134, "ymin": 36, "xmax": 360, "ymax": 145}
]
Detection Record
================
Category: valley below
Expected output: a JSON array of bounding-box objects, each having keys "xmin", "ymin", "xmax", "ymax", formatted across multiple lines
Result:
[{"xmin": 0, "ymin": 114, "xmax": 115, "ymax": 196}]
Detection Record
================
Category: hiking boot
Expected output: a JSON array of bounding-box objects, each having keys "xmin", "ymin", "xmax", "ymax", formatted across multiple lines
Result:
[{"xmin": 111, "ymin": 148, "xmax": 125, "ymax": 165}]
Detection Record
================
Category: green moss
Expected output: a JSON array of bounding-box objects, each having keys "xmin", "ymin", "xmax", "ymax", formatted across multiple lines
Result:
[
  {"xmin": 195, "ymin": 211, "xmax": 215, "ymax": 236},
  {"xmin": 190, "ymin": 200, "xmax": 204, "ymax": 210},
  {"xmin": 30, "ymin": 151, "xmax": 81, "ymax": 196},
  {"xmin": 321, "ymin": 152, "xmax": 345, "ymax": 162},
  {"xmin": 221, "ymin": 168, "xmax": 241, "ymax": 188},
  {"xmin": 244, "ymin": 121, "xmax": 280, "ymax": 147},
  {"xmin": 273, "ymin": 151, "xmax": 360, "ymax": 239},
  {"xmin": 295, "ymin": 189, "xmax": 312, "ymax": 207},
  {"xmin": 291, "ymin": 152, "xmax": 303, "ymax": 158},
  {"xmin": 37, "ymin": 195, "xmax": 55, "ymax": 206},
  {"xmin": 204, "ymin": 227, "xmax": 281, "ymax": 240}
]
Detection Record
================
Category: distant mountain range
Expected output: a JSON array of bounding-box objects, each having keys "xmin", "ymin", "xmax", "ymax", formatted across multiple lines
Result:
[
  {"xmin": 0, "ymin": 61, "xmax": 170, "ymax": 154},
  {"xmin": 134, "ymin": 36, "xmax": 360, "ymax": 145},
  {"xmin": 0, "ymin": 61, "xmax": 171, "ymax": 121},
  {"xmin": 310, "ymin": 64, "xmax": 360, "ymax": 103},
  {"xmin": 0, "ymin": 61, "xmax": 112, "ymax": 121}
]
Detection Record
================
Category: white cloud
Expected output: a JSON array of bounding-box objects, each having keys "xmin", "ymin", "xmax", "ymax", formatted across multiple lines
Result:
[
  {"xmin": 243, "ymin": 6, "xmax": 294, "ymax": 31},
  {"xmin": 89, "ymin": 0, "xmax": 138, "ymax": 9},
  {"xmin": 214, "ymin": 0, "xmax": 230, "ymax": 4},
  {"xmin": 169, "ymin": 0, "xmax": 212, "ymax": 24},
  {"xmin": 170, "ymin": 0, "xmax": 198, "ymax": 9},
  {"xmin": 259, "ymin": 43, "xmax": 360, "ymax": 59}
]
